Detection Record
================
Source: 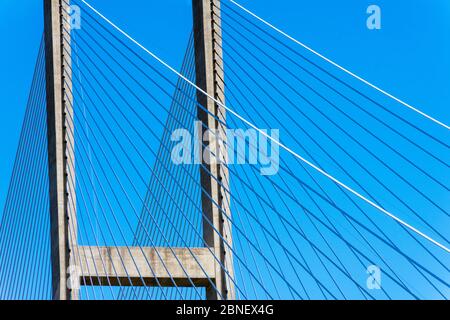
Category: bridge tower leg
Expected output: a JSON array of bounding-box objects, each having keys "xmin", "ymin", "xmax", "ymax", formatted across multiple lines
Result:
[
  {"xmin": 44, "ymin": 0, "xmax": 77, "ymax": 300},
  {"xmin": 192, "ymin": 0, "xmax": 235, "ymax": 300}
]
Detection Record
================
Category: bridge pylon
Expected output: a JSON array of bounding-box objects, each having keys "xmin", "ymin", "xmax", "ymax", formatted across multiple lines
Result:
[{"xmin": 44, "ymin": 0, "xmax": 234, "ymax": 300}]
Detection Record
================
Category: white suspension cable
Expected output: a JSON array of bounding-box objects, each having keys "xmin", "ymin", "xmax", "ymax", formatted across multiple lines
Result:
[
  {"xmin": 227, "ymin": 0, "xmax": 450, "ymax": 131},
  {"xmin": 78, "ymin": 0, "xmax": 450, "ymax": 254}
]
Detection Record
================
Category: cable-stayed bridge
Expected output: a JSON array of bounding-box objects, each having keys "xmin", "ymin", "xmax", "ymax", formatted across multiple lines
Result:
[{"xmin": 0, "ymin": 0, "xmax": 449, "ymax": 300}]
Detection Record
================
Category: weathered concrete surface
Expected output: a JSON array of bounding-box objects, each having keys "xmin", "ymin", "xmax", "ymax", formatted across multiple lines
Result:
[
  {"xmin": 44, "ymin": 0, "xmax": 77, "ymax": 300},
  {"xmin": 78, "ymin": 246, "xmax": 216, "ymax": 287},
  {"xmin": 192, "ymin": 0, "xmax": 235, "ymax": 300}
]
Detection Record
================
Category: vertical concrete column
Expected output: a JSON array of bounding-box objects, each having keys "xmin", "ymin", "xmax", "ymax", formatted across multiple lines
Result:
[
  {"xmin": 44, "ymin": 0, "xmax": 77, "ymax": 300},
  {"xmin": 192, "ymin": 0, "xmax": 235, "ymax": 300}
]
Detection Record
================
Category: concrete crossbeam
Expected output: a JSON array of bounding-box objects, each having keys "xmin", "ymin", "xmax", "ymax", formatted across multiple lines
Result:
[{"xmin": 78, "ymin": 246, "xmax": 216, "ymax": 287}]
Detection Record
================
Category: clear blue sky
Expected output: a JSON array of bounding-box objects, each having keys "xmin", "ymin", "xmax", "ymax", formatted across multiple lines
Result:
[
  {"xmin": 2, "ymin": 0, "xmax": 449, "ymax": 205},
  {"xmin": 0, "ymin": 0, "xmax": 450, "ymax": 211},
  {"xmin": 0, "ymin": 0, "xmax": 449, "ymax": 299}
]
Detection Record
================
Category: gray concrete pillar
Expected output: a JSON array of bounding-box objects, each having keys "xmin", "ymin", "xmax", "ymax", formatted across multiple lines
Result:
[
  {"xmin": 44, "ymin": 0, "xmax": 77, "ymax": 300},
  {"xmin": 192, "ymin": 0, "xmax": 235, "ymax": 300}
]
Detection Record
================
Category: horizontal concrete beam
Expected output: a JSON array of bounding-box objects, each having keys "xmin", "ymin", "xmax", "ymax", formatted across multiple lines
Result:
[{"xmin": 77, "ymin": 246, "xmax": 215, "ymax": 287}]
